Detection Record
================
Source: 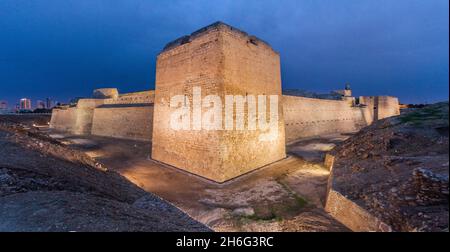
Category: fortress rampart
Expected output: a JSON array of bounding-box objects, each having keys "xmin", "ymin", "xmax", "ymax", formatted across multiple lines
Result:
[
  {"xmin": 359, "ymin": 96, "xmax": 400, "ymax": 121},
  {"xmin": 50, "ymin": 89, "xmax": 154, "ymax": 141},
  {"xmin": 283, "ymin": 95, "xmax": 371, "ymax": 143},
  {"xmin": 51, "ymin": 92, "xmax": 399, "ymax": 143}
]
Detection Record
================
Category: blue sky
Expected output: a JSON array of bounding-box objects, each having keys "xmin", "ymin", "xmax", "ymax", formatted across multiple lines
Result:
[{"xmin": 0, "ymin": 0, "xmax": 448, "ymax": 106}]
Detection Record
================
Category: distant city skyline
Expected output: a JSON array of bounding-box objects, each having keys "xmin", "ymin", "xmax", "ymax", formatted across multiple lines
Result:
[
  {"xmin": 0, "ymin": 100, "xmax": 7, "ymax": 110},
  {"xmin": 0, "ymin": 0, "xmax": 448, "ymax": 105},
  {"xmin": 0, "ymin": 97, "xmax": 56, "ymax": 111},
  {"xmin": 36, "ymin": 100, "xmax": 45, "ymax": 109}
]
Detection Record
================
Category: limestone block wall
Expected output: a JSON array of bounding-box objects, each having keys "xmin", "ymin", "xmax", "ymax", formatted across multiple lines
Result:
[
  {"xmin": 71, "ymin": 99, "xmax": 105, "ymax": 135},
  {"xmin": 152, "ymin": 25, "xmax": 225, "ymax": 181},
  {"xmin": 324, "ymin": 154, "xmax": 393, "ymax": 232},
  {"xmin": 103, "ymin": 91, "xmax": 155, "ymax": 105},
  {"xmin": 220, "ymin": 23, "xmax": 286, "ymax": 180},
  {"xmin": 325, "ymin": 188, "xmax": 392, "ymax": 232},
  {"xmin": 50, "ymin": 106, "xmax": 78, "ymax": 132},
  {"xmin": 283, "ymin": 95, "xmax": 372, "ymax": 143},
  {"xmin": 152, "ymin": 22, "xmax": 286, "ymax": 182},
  {"xmin": 50, "ymin": 99, "xmax": 104, "ymax": 134},
  {"xmin": 359, "ymin": 96, "xmax": 400, "ymax": 121},
  {"xmin": 91, "ymin": 104, "xmax": 154, "ymax": 141},
  {"xmin": 50, "ymin": 90, "xmax": 153, "ymax": 140},
  {"xmin": 376, "ymin": 96, "xmax": 400, "ymax": 119}
]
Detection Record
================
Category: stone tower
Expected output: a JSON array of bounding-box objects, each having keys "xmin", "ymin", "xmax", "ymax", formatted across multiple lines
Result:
[{"xmin": 151, "ymin": 22, "xmax": 286, "ymax": 182}]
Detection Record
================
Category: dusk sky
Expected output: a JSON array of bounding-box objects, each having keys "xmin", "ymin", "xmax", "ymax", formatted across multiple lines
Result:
[{"xmin": 0, "ymin": 0, "xmax": 448, "ymax": 106}]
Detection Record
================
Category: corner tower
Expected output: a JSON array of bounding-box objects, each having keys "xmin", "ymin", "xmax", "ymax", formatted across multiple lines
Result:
[{"xmin": 151, "ymin": 22, "xmax": 286, "ymax": 182}]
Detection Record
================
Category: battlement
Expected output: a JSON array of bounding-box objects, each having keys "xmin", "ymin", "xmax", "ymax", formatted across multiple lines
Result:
[
  {"xmin": 93, "ymin": 88, "xmax": 119, "ymax": 99},
  {"xmin": 161, "ymin": 21, "xmax": 277, "ymax": 54},
  {"xmin": 103, "ymin": 90, "xmax": 154, "ymax": 105}
]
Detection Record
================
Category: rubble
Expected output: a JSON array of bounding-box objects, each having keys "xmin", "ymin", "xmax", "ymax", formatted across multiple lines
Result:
[{"xmin": 328, "ymin": 102, "xmax": 449, "ymax": 231}]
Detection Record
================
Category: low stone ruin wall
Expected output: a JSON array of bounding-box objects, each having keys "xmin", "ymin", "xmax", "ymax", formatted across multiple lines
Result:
[
  {"xmin": 325, "ymin": 188, "xmax": 392, "ymax": 232},
  {"xmin": 324, "ymin": 154, "xmax": 393, "ymax": 232},
  {"xmin": 413, "ymin": 168, "xmax": 449, "ymax": 206}
]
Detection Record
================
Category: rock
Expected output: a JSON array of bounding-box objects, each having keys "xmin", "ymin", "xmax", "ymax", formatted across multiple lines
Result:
[
  {"xmin": 196, "ymin": 208, "xmax": 228, "ymax": 226},
  {"xmin": 404, "ymin": 196, "xmax": 415, "ymax": 201},
  {"xmin": 232, "ymin": 207, "xmax": 255, "ymax": 217},
  {"xmin": 0, "ymin": 173, "xmax": 15, "ymax": 185},
  {"xmin": 379, "ymin": 222, "xmax": 392, "ymax": 232}
]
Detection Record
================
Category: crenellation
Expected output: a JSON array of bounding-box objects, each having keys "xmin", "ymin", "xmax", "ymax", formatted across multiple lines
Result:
[{"xmin": 162, "ymin": 21, "xmax": 276, "ymax": 55}]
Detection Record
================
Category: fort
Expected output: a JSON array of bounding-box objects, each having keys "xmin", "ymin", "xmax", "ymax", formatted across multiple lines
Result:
[{"xmin": 50, "ymin": 21, "xmax": 400, "ymax": 183}]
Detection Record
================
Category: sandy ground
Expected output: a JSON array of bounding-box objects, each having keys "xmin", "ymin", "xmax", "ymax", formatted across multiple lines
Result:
[{"xmin": 47, "ymin": 130, "xmax": 350, "ymax": 232}]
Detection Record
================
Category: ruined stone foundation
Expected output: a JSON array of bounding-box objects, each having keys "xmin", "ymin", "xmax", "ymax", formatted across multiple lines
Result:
[{"xmin": 151, "ymin": 22, "xmax": 286, "ymax": 182}]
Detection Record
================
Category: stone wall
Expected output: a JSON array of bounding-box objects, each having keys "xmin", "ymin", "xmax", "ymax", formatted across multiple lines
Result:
[
  {"xmin": 71, "ymin": 99, "xmax": 105, "ymax": 135},
  {"xmin": 103, "ymin": 91, "xmax": 154, "ymax": 105},
  {"xmin": 50, "ymin": 90, "xmax": 154, "ymax": 141},
  {"xmin": 152, "ymin": 22, "xmax": 286, "ymax": 182},
  {"xmin": 282, "ymin": 95, "xmax": 400, "ymax": 143},
  {"xmin": 324, "ymin": 154, "xmax": 393, "ymax": 232},
  {"xmin": 91, "ymin": 104, "xmax": 153, "ymax": 141},
  {"xmin": 359, "ymin": 96, "xmax": 400, "ymax": 121},
  {"xmin": 51, "ymin": 91, "xmax": 400, "ymax": 145},
  {"xmin": 413, "ymin": 168, "xmax": 449, "ymax": 206},
  {"xmin": 50, "ymin": 106, "xmax": 77, "ymax": 132},
  {"xmin": 220, "ymin": 22, "xmax": 286, "ymax": 181},
  {"xmin": 376, "ymin": 96, "xmax": 400, "ymax": 120},
  {"xmin": 283, "ymin": 95, "xmax": 372, "ymax": 143},
  {"xmin": 325, "ymin": 188, "xmax": 392, "ymax": 232},
  {"xmin": 50, "ymin": 99, "xmax": 104, "ymax": 134}
]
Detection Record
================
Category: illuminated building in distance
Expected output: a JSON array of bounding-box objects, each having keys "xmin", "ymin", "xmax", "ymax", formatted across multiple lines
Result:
[{"xmin": 20, "ymin": 98, "xmax": 32, "ymax": 110}]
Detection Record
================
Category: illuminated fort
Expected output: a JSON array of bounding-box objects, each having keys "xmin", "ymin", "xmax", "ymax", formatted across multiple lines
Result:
[{"xmin": 50, "ymin": 22, "xmax": 400, "ymax": 182}]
